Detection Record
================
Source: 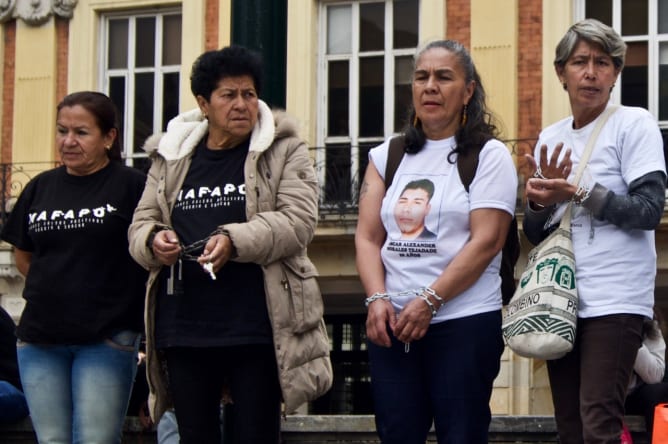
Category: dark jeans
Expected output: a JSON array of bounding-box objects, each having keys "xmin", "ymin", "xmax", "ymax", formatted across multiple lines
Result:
[
  {"xmin": 164, "ymin": 344, "xmax": 281, "ymax": 444},
  {"xmin": 367, "ymin": 310, "xmax": 503, "ymax": 444},
  {"xmin": 0, "ymin": 381, "xmax": 28, "ymax": 423},
  {"xmin": 547, "ymin": 314, "xmax": 644, "ymax": 444}
]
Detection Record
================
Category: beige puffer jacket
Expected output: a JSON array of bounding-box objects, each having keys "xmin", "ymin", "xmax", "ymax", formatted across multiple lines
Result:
[{"xmin": 128, "ymin": 101, "xmax": 332, "ymax": 422}]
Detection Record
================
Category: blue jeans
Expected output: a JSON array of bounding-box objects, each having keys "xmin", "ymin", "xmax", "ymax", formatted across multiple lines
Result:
[
  {"xmin": 368, "ymin": 311, "xmax": 504, "ymax": 444},
  {"xmin": 156, "ymin": 410, "xmax": 180, "ymax": 444},
  {"xmin": 17, "ymin": 330, "xmax": 141, "ymax": 444},
  {"xmin": 0, "ymin": 380, "xmax": 28, "ymax": 423},
  {"xmin": 157, "ymin": 407, "xmax": 229, "ymax": 444}
]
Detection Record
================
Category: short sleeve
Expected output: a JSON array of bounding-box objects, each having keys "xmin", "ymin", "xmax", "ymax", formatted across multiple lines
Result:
[
  {"xmin": 368, "ymin": 140, "xmax": 391, "ymax": 181},
  {"xmin": 468, "ymin": 139, "xmax": 518, "ymax": 215}
]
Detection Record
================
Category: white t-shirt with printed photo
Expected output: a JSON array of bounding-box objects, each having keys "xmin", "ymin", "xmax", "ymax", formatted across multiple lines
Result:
[{"xmin": 369, "ymin": 136, "xmax": 517, "ymax": 322}]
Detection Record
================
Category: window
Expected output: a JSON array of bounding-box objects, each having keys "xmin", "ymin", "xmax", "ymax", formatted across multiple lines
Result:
[
  {"xmin": 100, "ymin": 9, "xmax": 182, "ymax": 170},
  {"xmin": 310, "ymin": 314, "xmax": 372, "ymax": 414},
  {"xmin": 317, "ymin": 0, "xmax": 419, "ymax": 209},
  {"xmin": 583, "ymin": 0, "xmax": 668, "ymax": 123}
]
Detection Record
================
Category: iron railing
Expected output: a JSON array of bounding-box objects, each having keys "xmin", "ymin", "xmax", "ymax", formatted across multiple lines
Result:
[
  {"xmin": 0, "ymin": 162, "xmax": 60, "ymax": 227},
  {"xmin": 310, "ymin": 138, "xmax": 537, "ymax": 219},
  {"xmin": 0, "ymin": 139, "xmax": 536, "ymax": 229}
]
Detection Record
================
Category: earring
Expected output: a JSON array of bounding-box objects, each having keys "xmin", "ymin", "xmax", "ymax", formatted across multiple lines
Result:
[
  {"xmin": 104, "ymin": 145, "xmax": 110, "ymax": 150},
  {"xmin": 562, "ymin": 82, "xmax": 568, "ymax": 91},
  {"xmin": 460, "ymin": 104, "xmax": 468, "ymax": 127},
  {"xmin": 413, "ymin": 114, "xmax": 419, "ymax": 127}
]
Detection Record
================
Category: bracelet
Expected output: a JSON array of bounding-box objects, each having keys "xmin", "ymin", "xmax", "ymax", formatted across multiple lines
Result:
[
  {"xmin": 422, "ymin": 286, "xmax": 443, "ymax": 303},
  {"xmin": 364, "ymin": 292, "xmax": 390, "ymax": 307},
  {"xmin": 572, "ymin": 186, "xmax": 591, "ymax": 205},
  {"xmin": 422, "ymin": 287, "xmax": 443, "ymax": 315},
  {"xmin": 419, "ymin": 294, "xmax": 438, "ymax": 317}
]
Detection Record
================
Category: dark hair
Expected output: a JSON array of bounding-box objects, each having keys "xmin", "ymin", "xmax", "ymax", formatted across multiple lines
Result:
[
  {"xmin": 401, "ymin": 179, "xmax": 435, "ymax": 200},
  {"xmin": 403, "ymin": 40, "xmax": 500, "ymax": 162},
  {"xmin": 57, "ymin": 91, "xmax": 122, "ymax": 161},
  {"xmin": 190, "ymin": 45, "xmax": 264, "ymax": 101}
]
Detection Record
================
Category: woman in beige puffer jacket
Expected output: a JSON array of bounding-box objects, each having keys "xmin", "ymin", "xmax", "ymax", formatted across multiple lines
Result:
[{"xmin": 128, "ymin": 46, "xmax": 332, "ymax": 444}]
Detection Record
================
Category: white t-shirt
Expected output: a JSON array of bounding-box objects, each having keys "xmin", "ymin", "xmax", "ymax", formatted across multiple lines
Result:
[
  {"xmin": 628, "ymin": 322, "xmax": 666, "ymax": 391},
  {"xmin": 369, "ymin": 136, "xmax": 517, "ymax": 322},
  {"xmin": 536, "ymin": 104, "xmax": 666, "ymax": 319}
]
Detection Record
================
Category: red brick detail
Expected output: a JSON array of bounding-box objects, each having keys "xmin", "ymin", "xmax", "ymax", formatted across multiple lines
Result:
[
  {"xmin": 446, "ymin": 0, "xmax": 470, "ymax": 49},
  {"xmin": 205, "ymin": 0, "xmax": 219, "ymax": 50},
  {"xmin": 55, "ymin": 18, "xmax": 68, "ymax": 103},
  {"xmin": 2, "ymin": 21, "xmax": 15, "ymax": 165},
  {"xmin": 55, "ymin": 17, "xmax": 69, "ymax": 160},
  {"xmin": 517, "ymin": 0, "xmax": 543, "ymax": 180}
]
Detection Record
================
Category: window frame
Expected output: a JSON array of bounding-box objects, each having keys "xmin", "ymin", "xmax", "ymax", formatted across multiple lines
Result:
[
  {"xmin": 98, "ymin": 7, "xmax": 182, "ymax": 167},
  {"xmin": 316, "ymin": 0, "xmax": 418, "ymax": 206},
  {"xmin": 576, "ymin": 0, "xmax": 667, "ymax": 127}
]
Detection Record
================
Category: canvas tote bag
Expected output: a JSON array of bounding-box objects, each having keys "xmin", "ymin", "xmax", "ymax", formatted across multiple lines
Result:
[{"xmin": 502, "ymin": 105, "xmax": 619, "ymax": 360}]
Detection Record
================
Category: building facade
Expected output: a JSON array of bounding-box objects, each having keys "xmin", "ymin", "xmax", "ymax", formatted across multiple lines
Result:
[{"xmin": 0, "ymin": 0, "xmax": 667, "ymax": 417}]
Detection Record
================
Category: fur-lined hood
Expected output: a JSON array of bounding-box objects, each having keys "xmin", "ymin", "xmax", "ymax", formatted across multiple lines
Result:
[{"xmin": 142, "ymin": 99, "xmax": 300, "ymax": 160}]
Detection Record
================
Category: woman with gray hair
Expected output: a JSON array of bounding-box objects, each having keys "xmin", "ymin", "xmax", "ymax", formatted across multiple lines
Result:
[{"xmin": 523, "ymin": 18, "xmax": 666, "ymax": 443}]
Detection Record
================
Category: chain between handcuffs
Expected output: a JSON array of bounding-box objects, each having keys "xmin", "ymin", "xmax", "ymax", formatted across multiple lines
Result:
[
  {"xmin": 166, "ymin": 231, "xmax": 220, "ymax": 295},
  {"xmin": 364, "ymin": 288, "xmax": 444, "ymax": 354}
]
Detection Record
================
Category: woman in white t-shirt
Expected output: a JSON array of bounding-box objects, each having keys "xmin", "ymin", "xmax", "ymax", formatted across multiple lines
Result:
[
  {"xmin": 523, "ymin": 19, "xmax": 667, "ymax": 444},
  {"xmin": 355, "ymin": 40, "xmax": 517, "ymax": 444}
]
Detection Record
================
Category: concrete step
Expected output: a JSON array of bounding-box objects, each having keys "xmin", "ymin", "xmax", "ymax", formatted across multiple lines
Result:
[{"xmin": 0, "ymin": 414, "xmax": 649, "ymax": 444}]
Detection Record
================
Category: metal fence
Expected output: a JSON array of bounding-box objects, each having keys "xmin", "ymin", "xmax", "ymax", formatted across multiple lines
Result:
[
  {"xmin": 0, "ymin": 139, "xmax": 536, "ymax": 229},
  {"xmin": 0, "ymin": 162, "xmax": 60, "ymax": 227},
  {"xmin": 310, "ymin": 138, "xmax": 536, "ymax": 219}
]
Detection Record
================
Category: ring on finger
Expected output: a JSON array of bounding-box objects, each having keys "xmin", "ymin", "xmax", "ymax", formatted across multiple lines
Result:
[{"xmin": 533, "ymin": 167, "xmax": 547, "ymax": 180}]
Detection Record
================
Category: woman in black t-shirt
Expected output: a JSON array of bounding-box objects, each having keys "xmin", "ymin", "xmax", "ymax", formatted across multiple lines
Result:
[{"xmin": 1, "ymin": 91, "xmax": 147, "ymax": 443}]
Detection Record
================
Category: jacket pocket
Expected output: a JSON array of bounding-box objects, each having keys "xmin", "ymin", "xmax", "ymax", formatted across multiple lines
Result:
[{"xmin": 281, "ymin": 256, "xmax": 323, "ymax": 334}]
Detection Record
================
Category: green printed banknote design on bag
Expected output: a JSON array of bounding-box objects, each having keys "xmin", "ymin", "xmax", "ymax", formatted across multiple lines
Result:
[
  {"xmin": 502, "ymin": 226, "xmax": 578, "ymax": 360},
  {"xmin": 502, "ymin": 105, "xmax": 617, "ymax": 360}
]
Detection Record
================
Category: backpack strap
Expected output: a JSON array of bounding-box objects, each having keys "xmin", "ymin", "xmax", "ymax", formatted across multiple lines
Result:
[
  {"xmin": 456, "ymin": 147, "xmax": 481, "ymax": 192},
  {"xmin": 385, "ymin": 135, "xmax": 406, "ymax": 189}
]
